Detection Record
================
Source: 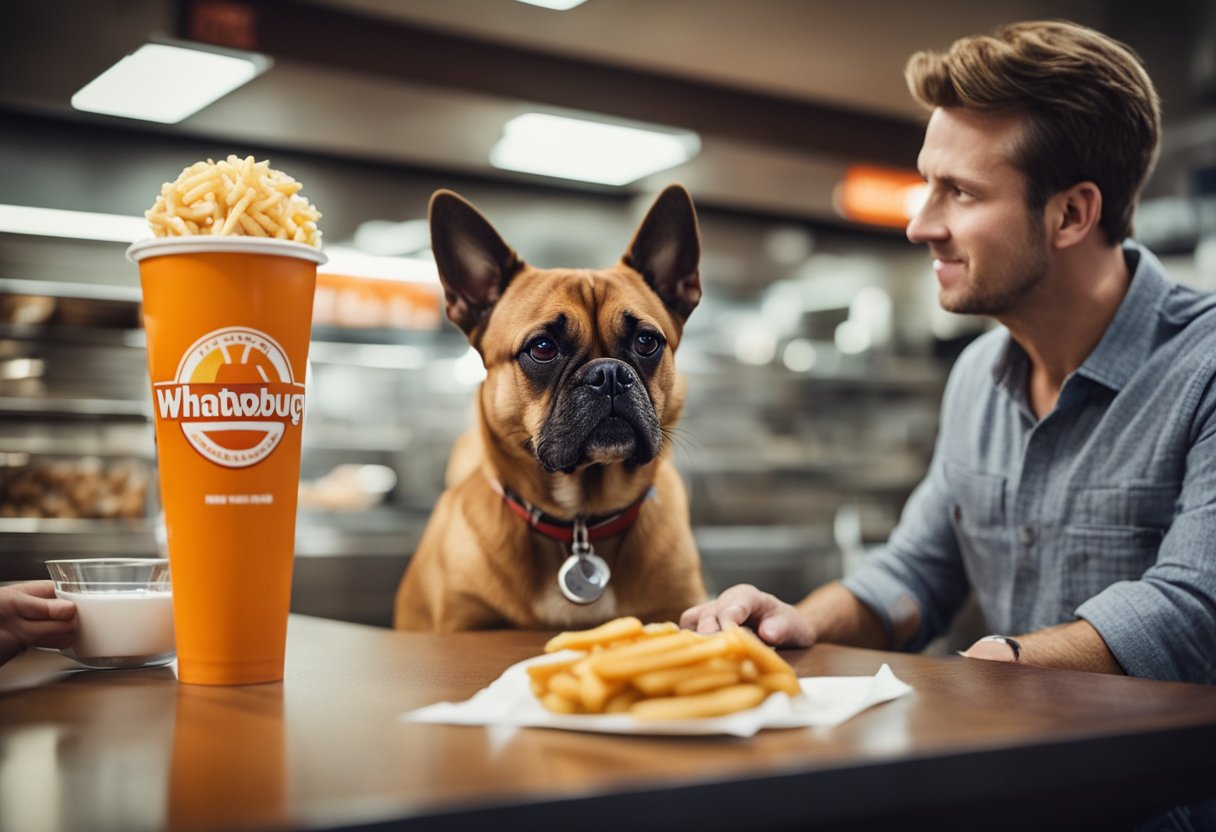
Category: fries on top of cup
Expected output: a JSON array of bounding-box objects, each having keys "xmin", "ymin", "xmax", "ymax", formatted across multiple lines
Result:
[
  {"xmin": 529, "ymin": 616, "xmax": 803, "ymax": 720},
  {"xmin": 146, "ymin": 154, "xmax": 322, "ymax": 247}
]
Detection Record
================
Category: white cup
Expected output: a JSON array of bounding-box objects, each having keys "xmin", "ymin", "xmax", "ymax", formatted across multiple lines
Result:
[{"xmin": 45, "ymin": 558, "xmax": 175, "ymax": 669}]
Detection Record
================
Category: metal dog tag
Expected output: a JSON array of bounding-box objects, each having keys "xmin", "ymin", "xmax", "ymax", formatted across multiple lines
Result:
[
  {"xmin": 558, "ymin": 552, "xmax": 611, "ymax": 604},
  {"xmin": 558, "ymin": 517, "xmax": 610, "ymax": 604}
]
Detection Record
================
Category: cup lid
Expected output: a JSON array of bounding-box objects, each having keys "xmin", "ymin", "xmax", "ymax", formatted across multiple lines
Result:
[{"xmin": 126, "ymin": 236, "xmax": 328, "ymax": 265}]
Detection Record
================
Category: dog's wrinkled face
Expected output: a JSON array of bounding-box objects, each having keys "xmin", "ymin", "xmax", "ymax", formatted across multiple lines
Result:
[
  {"xmin": 428, "ymin": 185, "xmax": 702, "ymax": 478},
  {"xmin": 480, "ymin": 266, "xmax": 679, "ymax": 473}
]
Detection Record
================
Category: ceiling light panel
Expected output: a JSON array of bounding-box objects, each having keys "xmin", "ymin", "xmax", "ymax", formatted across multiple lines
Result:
[
  {"xmin": 71, "ymin": 42, "xmax": 270, "ymax": 124},
  {"xmin": 490, "ymin": 112, "xmax": 700, "ymax": 186},
  {"xmin": 513, "ymin": 0, "xmax": 589, "ymax": 9}
]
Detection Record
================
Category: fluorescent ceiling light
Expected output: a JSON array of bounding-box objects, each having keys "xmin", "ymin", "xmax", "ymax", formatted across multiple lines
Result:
[
  {"xmin": 71, "ymin": 42, "xmax": 270, "ymax": 124},
  {"xmin": 514, "ymin": 0, "xmax": 588, "ymax": 9},
  {"xmin": 0, "ymin": 204, "xmax": 149, "ymax": 243},
  {"xmin": 490, "ymin": 113, "xmax": 700, "ymax": 186}
]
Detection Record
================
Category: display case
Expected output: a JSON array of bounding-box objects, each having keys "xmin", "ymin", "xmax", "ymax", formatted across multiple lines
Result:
[{"xmin": 0, "ymin": 277, "xmax": 158, "ymax": 564}]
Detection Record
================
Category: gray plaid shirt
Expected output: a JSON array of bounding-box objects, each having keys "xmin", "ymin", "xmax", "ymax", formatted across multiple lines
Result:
[{"xmin": 844, "ymin": 241, "xmax": 1216, "ymax": 683}]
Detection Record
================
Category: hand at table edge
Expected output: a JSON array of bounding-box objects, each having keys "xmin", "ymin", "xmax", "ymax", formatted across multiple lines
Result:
[{"xmin": 960, "ymin": 619, "xmax": 1126, "ymax": 675}]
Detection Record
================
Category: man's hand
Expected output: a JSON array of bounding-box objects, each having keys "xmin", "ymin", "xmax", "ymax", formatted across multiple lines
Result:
[
  {"xmin": 679, "ymin": 584, "xmax": 817, "ymax": 647},
  {"xmin": 0, "ymin": 581, "xmax": 77, "ymax": 666},
  {"xmin": 959, "ymin": 635, "xmax": 1021, "ymax": 662}
]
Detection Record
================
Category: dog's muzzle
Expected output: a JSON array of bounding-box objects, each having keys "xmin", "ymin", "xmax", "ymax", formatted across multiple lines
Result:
[{"xmin": 535, "ymin": 357, "xmax": 663, "ymax": 473}]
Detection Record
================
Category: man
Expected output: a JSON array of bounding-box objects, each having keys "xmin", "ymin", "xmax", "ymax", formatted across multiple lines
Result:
[{"xmin": 682, "ymin": 20, "xmax": 1216, "ymax": 685}]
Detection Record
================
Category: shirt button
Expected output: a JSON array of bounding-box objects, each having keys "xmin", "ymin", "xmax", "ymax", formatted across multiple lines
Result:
[{"xmin": 1019, "ymin": 525, "xmax": 1036, "ymax": 547}]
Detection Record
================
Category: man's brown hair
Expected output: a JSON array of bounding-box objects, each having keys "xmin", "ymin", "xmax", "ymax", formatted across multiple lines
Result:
[{"xmin": 905, "ymin": 20, "xmax": 1160, "ymax": 245}]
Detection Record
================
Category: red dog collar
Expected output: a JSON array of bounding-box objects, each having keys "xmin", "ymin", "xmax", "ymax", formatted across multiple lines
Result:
[{"xmin": 485, "ymin": 475, "xmax": 654, "ymax": 543}]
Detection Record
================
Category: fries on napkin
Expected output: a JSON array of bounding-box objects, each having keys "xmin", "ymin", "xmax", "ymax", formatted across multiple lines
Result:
[{"xmin": 530, "ymin": 617, "xmax": 803, "ymax": 720}]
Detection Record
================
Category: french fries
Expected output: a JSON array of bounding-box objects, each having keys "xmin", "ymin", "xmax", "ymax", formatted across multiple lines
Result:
[
  {"xmin": 529, "ymin": 617, "xmax": 802, "ymax": 720},
  {"xmin": 146, "ymin": 155, "xmax": 322, "ymax": 247}
]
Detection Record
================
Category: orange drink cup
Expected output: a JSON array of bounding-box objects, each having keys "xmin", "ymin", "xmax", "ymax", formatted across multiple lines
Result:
[{"xmin": 128, "ymin": 237, "xmax": 325, "ymax": 685}]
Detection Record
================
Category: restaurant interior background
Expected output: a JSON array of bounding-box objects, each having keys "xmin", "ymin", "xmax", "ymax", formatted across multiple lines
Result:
[{"xmin": 1, "ymin": 0, "xmax": 1214, "ymax": 629}]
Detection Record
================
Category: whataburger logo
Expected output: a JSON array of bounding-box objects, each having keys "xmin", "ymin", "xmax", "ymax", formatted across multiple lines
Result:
[{"xmin": 153, "ymin": 326, "xmax": 305, "ymax": 468}]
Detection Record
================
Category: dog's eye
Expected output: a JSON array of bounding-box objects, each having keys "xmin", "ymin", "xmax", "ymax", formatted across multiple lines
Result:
[
  {"xmin": 525, "ymin": 338, "xmax": 559, "ymax": 363},
  {"xmin": 633, "ymin": 332, "xmax": 663, "ymax": 358}
]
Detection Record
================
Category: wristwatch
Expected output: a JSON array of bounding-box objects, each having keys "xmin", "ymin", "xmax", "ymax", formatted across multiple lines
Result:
[{"xmin": 976, "ymin": 634, "xmax": 1022, "ymax": 662}]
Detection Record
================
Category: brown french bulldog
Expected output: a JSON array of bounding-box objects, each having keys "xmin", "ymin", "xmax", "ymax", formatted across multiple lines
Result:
[{"xmin": 393, "ymin": 185, "xmax": 708, "ymax": 632}]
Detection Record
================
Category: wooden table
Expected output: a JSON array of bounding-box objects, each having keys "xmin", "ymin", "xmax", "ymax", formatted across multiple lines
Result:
[{"xmin": 1, "ymin": 615, "xmax": 1214, "ymax": 832}]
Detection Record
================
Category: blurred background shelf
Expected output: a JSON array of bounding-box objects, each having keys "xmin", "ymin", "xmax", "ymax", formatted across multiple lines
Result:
[
  {"xmin": 0, "ymin": 396, "xmax": 150, "ymax": 419},
  {"xmin": 0, "ymin": 518, "xmax": 160, "ymax": 565}
]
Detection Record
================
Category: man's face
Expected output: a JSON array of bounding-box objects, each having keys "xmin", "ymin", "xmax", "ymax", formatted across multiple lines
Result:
[{"xmin": 907, "ymin": 107, "xmax": 1049, "ymax": 317}]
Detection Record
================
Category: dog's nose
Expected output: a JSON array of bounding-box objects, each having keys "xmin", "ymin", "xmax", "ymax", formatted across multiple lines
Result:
[{"xmin": 582, "ymin": 358, "xmax": 635, "ymax": 397}]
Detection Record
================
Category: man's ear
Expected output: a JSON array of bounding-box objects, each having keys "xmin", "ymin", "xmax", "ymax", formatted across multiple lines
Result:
[
  {"xmin": 429, "ymin": 190, "xmax": 524, "ymax": 336},
  {"xmin": 1049, "ymin": 181, "xmax": 1103, "ymax": 250},
  {"xmin": 623, "ymin": 184, "xmax": 702, "ymax": 323}
]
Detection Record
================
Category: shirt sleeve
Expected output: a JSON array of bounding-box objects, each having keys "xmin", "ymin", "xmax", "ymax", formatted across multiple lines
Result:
[
  {"xmin": 842, "ymin": 363, "xmax": 974, "ymax": 652},
  {"xmin": 1077, "ymin": 381, "xmax": 1216, "ymax": 684}
]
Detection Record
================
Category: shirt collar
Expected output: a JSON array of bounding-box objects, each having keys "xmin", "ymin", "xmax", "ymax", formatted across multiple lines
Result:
[
  {"xmin": 1075, "ymin": 241, "xmax": 1172, "ymax": 392},
  {"xmin": 990, "ymin": 334, "xmax": 1026, "ymax": 403},
  {"xmin": 990, "ymin": 241, "xmax": 1173, "ymax": 396}
]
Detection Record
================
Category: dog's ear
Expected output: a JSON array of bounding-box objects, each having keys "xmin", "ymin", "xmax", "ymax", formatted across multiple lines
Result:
[
  {"xmin": 623, "ymin": 184, "xmax": 702, "ymax": 323},
  {"xmin": 429, "ymin": 190, "xmax": 524, "ymax": 336}
]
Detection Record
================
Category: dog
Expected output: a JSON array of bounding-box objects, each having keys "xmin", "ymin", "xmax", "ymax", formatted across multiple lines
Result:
[{"xmin": 393, "ymin": 185, "xmax": 708, "ymax": 632}]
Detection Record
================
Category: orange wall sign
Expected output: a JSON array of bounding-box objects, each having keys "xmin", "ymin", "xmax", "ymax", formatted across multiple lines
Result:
[{"xmin": 834, "ymin": 165, "xmax": 926, "ymax": 229}]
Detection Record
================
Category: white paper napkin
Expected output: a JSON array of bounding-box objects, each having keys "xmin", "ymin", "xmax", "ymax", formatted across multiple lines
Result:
[{"xmin": 402, "ymin": 652, "xmax": 913, "ymax": 737}]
